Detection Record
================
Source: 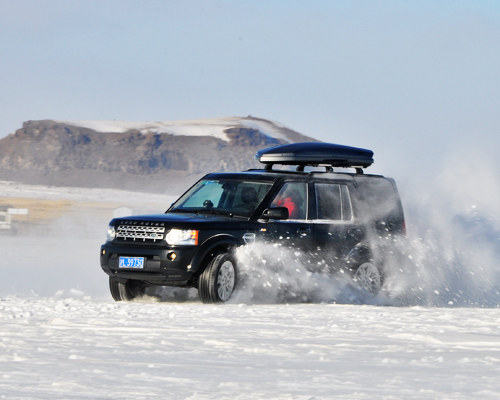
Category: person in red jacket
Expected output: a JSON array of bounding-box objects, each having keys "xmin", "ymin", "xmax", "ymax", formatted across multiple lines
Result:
[
  {"xmin": 271, "ymin": 183, "xmax": 305, "ymax": 219},
  {"xmin": 274, "ymin": 195, "xmax": 297, "ymax": 218}
]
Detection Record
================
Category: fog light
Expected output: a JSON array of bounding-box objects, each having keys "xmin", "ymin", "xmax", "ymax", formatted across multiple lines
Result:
[
  {"xmin": 167, "ymin": 252, "xmax": 177, "ymax": 261},
  {"xmin": 102, "ymin": 249, "xmax": 106, "ymax": 255}
]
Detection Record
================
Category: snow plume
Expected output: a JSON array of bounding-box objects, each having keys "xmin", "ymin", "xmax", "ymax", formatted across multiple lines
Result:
[
  {"xmin": 384, "ymin": 146, "xmax": 500, "ymax": 307},
  {"xmin": 232, "ymin": 146, "xmax": 500, "ymax": 308},
  {"xmin": 232, "ymin": 242, "xmax": 386, "ymax": 305}
]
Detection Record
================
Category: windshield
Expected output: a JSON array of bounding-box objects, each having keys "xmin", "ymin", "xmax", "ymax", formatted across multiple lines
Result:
[{"xmin": 170, "ymin": 179, "xmax": 273, "ymax": 217}]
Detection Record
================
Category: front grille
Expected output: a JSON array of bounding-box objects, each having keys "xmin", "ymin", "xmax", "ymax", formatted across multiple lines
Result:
[{"xmin": 116, "ymin": 222, "xmax": 166, "ymax": 243}]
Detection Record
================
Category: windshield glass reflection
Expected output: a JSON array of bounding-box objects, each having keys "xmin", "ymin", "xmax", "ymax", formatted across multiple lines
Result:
[{"xmin": 170, "ymin": 179, "xmax": 273, "ymax": 218}]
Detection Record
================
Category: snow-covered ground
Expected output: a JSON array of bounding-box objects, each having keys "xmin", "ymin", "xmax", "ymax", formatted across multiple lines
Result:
[
  {"xmin": 1, "ymin": 178, "xmax": 500, "ymax": 399},
  {"xmin": 2, "ymin": 298, "xmax": 500, "ymax": 400},
  {"xmin": 0, "ymin": 180, "xmax": 177, "ymax": 204}
]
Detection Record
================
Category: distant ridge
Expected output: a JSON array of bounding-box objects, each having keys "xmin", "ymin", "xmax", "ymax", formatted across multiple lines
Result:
[{"xmin": 0, "ymin": 116, "xmax": 318, "ymax": 193}]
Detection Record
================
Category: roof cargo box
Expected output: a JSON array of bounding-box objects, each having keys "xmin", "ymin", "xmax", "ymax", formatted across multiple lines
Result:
[{"xmin": 255, "ymin": 142, "xmax": 374, "ymax": 168}]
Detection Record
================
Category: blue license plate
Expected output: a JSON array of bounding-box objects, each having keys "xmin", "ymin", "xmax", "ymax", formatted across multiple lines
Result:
[{"xmin": 119, "ymin": 256, "xmax": 145, "ymax": 269}]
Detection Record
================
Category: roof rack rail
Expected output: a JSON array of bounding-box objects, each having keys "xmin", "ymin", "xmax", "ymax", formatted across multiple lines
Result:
[{"xmin": 255, "ymin": 142, "xmax": 374, "ymax": 173}]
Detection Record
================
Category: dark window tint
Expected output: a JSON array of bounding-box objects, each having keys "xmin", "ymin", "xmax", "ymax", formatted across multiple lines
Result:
[
  {"xmin": 315, "ymin": 183, "xmax": 353, "ymax": 221},
  {"xmin": 315, "ymin": 184, "xmax": 341, "ymax": 220}
]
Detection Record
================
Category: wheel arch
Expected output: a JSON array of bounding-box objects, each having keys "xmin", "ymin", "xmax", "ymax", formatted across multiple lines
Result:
[
  {"xmin": 190, "ymin": 234, "xmax": 242, "ymax": 276},
  {"xmin": 345, "ymin": 242, "xmax": 374, "ymax": 272}
]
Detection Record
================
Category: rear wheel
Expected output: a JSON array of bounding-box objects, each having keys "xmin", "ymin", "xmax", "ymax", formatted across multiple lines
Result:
[
  {"xmin": 354, "ymin": 262, "xmax": 382, "ymax": 294},
  {"xmin": 109, "ymin": 277, "xmax": 147, "ymax": 301},
  {"xmin": 198, "ymin": 252, "xmax": 237, "ymax": 303}
]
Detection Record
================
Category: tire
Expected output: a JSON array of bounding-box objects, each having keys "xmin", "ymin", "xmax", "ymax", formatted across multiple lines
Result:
[
  {"xmin": 353, "ymin": 262, "xmax": 382, "ymax": 294},
  {"xmin": 198, "ymin": 252, "xmax": 237, "ymax": 304},
  {"xmin": 109, "ymin": 277, "xmax": 146, "ymax": 301}
]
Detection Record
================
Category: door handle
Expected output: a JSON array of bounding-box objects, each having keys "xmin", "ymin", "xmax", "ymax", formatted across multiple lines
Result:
[{"xmin": 297, "ymin": 227, "xmax": 311, "ymax": 236}]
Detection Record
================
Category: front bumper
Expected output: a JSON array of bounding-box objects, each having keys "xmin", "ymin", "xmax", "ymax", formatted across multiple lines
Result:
[{"xmin": 100, "ymin": 242, "xmax": 198, "ymax": 286}]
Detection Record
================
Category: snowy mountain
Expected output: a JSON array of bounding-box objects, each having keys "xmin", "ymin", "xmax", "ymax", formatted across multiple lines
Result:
[{"xmin": 0, "ymin": 116, "xmax": 317, "ymax": 192}]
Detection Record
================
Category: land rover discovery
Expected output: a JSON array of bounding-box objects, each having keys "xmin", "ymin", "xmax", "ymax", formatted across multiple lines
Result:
[{"xmin": 100, "ymin": 142, "xmax": 405, "ymax": 303}]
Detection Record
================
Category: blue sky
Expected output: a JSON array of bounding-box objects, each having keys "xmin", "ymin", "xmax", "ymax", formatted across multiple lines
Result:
[{"xmin": 1, "ymin": 0, "xmax": 499, "ymax": 177}]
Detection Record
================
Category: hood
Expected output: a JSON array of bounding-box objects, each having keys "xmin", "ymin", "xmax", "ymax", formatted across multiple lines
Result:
[{"xmin": 112, "ymin": 211, "xmax": 247, "ymax": 226}]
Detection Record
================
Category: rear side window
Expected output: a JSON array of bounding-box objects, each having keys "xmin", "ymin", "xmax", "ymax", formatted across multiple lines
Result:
[
  {"xmin": 355, "ymin": 177, "xmax": 404, "ymax": 232},
  {"xmin": 315, "ymin": 183, "xmax": 353, "ymax": 221}
]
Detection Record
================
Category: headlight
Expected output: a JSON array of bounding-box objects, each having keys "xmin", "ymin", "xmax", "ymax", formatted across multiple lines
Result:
[
  {"xmin": 106, "ymin": 225, "xmax": 116, "ymax": 242},
  {"xmin": 165, "ymin": 229, "xmax": 199, "ymax": 245}
]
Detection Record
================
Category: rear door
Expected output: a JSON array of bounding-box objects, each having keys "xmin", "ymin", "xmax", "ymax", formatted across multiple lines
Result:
[{"xmin": 311, "ymin": 181, "xmax": 364, "ymax": 269}]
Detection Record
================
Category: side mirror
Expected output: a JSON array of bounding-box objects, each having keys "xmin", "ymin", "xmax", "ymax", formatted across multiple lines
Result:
[{"xmin": 262, "ymin": 207, "xmax": 289, "ymax": 220}]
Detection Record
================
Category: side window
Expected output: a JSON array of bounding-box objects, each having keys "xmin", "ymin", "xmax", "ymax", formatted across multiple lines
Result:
[
  {"xmin": 315, "ymin": 183, "xmax": 353, "ymax": 221},
  {"xmin": 270, "ymin": 182, "xmax": 307, "ymax": 219},
  {"xmin": 315, "ymin": 183, "xmax": 341, "ymax": 220}
]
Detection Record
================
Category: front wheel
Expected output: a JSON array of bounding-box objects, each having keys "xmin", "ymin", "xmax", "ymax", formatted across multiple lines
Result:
[
  {"xmin": 198, "ymin": 253, "xmax": 237, "ymax": 303},
  {"xmin": 353, "ymin": 262, "xmax": 382, "ymax": 294},
  {"xmin": 109, "ymin": 277, "xmax": 147, "ymax": 301}
]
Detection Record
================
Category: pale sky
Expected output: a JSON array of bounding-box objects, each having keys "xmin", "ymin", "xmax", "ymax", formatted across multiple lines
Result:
[{"xmin": 1, "ymin": 0, "xmax": 499, "ymax": 178}]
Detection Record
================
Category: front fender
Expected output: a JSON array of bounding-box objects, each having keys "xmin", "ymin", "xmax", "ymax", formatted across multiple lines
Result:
[{"xmin": 190, "ymin": 234, "xmax": 242, "ymax": 274}]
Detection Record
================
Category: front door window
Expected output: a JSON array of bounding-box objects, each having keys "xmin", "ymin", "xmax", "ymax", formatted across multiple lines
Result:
[{"xmin": 270, "ymin": 182, "xmax": 307, "ymax": 220}]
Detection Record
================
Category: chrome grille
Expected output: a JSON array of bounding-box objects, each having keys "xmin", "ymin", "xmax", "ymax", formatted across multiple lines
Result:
[{"xmin": 116, "ymin": 222, "xmax": 166, "ymax": 242}]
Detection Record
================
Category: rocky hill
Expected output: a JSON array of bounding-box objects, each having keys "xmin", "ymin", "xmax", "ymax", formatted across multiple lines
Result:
[{"xmin": 0, "ymin": 117, "xmax": 317, "ymax": 193}]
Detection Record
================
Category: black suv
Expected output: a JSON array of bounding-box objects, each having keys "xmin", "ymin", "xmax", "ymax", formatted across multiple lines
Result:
[{"xmin": 100, "ymin": 142, "xmax": 405, "ymax": 303}]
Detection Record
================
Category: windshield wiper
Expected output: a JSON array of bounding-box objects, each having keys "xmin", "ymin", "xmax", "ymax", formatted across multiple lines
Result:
[
  {"xmin": 202, "ymin": 209, "xmax": 235, "ymax": 217},
  {"xmin": 168, "ymin": 208, "xmax": 201, "ymax": 214}
]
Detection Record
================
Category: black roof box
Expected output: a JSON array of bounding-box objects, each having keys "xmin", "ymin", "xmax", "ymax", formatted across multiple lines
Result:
[{"xmin": 255, "ymin": 142, "xmax": 374, "ymax": 168}]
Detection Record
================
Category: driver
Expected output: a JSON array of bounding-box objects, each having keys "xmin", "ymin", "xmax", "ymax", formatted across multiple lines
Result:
[{"xmin": 241, "ymin": 187, "xmax": 258, "ymax": 208}]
